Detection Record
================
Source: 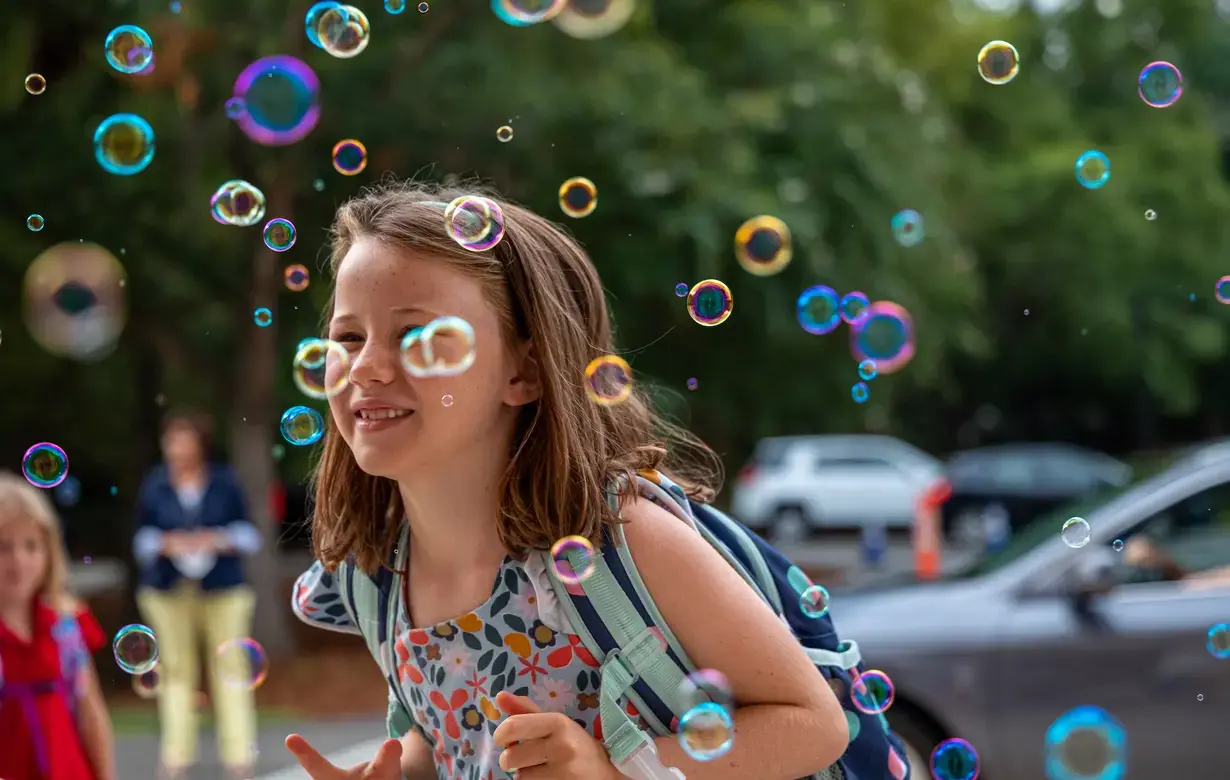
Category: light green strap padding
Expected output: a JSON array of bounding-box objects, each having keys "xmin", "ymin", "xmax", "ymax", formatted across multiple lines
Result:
[
  {"xmin": 387, "ymin": 694, "xmax": 415, "ymax": 738},
  {"xmin": 806, "ymin": 640, "xmax": 862, "ymax": 671},
  {"xmin": 384, "ymin": 525, "xmax": 413, "ymax": 737},
  {"xmin": 338, "ymin": 561, "xmax": 385, "ymax": 670},
  {"xmin": 599, "ymin": 645, "xmax": 656, "ymax": 763}
]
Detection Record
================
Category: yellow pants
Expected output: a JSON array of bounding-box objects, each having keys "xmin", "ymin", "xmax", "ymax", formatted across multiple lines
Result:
[{"xmin": 136, "ymin": 583, "xmax": 257, "ymax": 770}]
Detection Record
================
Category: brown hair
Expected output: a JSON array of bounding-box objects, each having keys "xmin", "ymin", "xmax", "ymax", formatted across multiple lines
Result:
[
  {"xmin": 311, "ymin": 180, "xmax": 723, "ymax": 573},
  {"xmin": 161, "ymin": 408, "xmax": 215, "ymax": 453},
  {"xmin": 0, "ymin": 472, "xmax": 74, "ymax": 610}
]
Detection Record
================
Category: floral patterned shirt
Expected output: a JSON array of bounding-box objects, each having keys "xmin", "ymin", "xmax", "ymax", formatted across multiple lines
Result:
[{"xmin": 293, "ymin": 555, "xmax": 652, "ymax": 780}]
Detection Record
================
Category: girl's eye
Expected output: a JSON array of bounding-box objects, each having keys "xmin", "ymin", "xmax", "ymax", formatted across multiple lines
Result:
[
  {"xmin": 333, "ymin": 332, "xmax": 363, "ymax": 344},
  {"xmin": 399, "ymin": 325, "xmax": 425, "ymax": 341}
]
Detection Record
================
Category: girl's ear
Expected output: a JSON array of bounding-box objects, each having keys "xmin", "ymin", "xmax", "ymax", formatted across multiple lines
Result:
[{"xmin": 505, "ymin": 339, "xmax": 542, "ymax": 407}]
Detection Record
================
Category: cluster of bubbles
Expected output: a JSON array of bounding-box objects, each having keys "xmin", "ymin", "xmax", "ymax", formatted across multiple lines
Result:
[
  {"xmin": 796, "ymin": 286, "xmax": 915, "ymax": 375},
  {"xmin": 306, "ymin": 2, "xmax": 372, "ymax": 58},
  {"xmin": 851, "ymin": 359, "xmax": 878, "ymax": 404},
  {"xmin": 114, "ymin": 624, "xmax": 268, "ymax": 693}
]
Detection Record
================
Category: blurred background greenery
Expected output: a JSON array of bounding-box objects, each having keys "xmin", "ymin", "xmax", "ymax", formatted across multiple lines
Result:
[{"xmin": 4, "ymin": 0, "xmax": 1230, "ymax": 655}]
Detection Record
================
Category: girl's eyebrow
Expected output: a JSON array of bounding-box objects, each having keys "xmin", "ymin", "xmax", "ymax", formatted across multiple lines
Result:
[{"xmin": 330, "ymin": 306, "xmax": 440, "ymax": 325}]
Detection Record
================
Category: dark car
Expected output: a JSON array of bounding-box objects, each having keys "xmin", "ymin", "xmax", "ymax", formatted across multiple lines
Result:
[{"xmin": 942, "ymin": 443, "xmax": 1131, "ymax": 545}]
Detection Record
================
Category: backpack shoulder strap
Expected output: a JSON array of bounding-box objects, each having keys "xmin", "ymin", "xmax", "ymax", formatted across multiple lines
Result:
[{"xmin": 50, "ymin": 608, "xmax": 88, "ymax": 707}]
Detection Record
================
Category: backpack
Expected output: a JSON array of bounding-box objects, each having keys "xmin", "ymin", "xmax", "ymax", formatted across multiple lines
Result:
[
  {"xmin": 0, "ymin": 606, "xmax": 90, "ymax": 777},
  {"xmin": 337, "ymin": 470, "xmax": 911, "ymax": 780}
]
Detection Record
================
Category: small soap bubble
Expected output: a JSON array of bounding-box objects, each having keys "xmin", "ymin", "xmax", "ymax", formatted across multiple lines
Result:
[
  {"xmin": 94, "ymin": 113, "xmax": 156, "ymax": 176},
  {"xmin": 549, "ymin": 535, "xmax": 598, "ymax": 585},
  {"xmin": 216, "ymin": 638, "xmax": 270, "ymax": 689},
  {"xmin": 687, "ymin": 280, "xmax": 734, "ymax": 326},
  {"xmin": 797, "ymin": 285, "xmax": 841, "ymax": 335},
  {"xmin": 839, "ymin": 291, "xmax": 870, "ymax": 325},
  {"xmin": 385, "ymin": 0, "xmax": 406, "ymax": 13},
  {"xmin": 170, "ymin": 1, "xmax": 182, "ymax": 12},
  {"xmin": 400, "ymin": 316, "xmax": 478, "ymax": 378},
  {"xmin": 284, "ymin": 264, "xmax": 310, "ymax": 292},
  {"xmin": 678, "ymin": 702, "xmax": 734, "ymax": 762},
  {"xmin": 313, "ymin": 178, "xmax": 325, "ymax": 192},
  {"xmin": 977, "ymin": 40, "xmax": 1019, "ymax": 85},
  {"xmin": 441, "ymin": 394, "xmax": 454, "ymax": 407},
  {"xmin": 332, "ymin": 139, "xmax": 368, "ymax": 175},
  {"xmin": 1138, "ymin": 61, "xmax": 1182, "ymax": 108},
  {"xmin": 1216, "ymin": 276, "xmax": 1230, "ymax": 304},
  {"xmin": 27, "ymin": 214, "xmax": 45, "ymax": 232},
  {"xmin": 686, "ymin": 377, "xmax": 698, "ymax": 391},
  {"xmin": 294, "ymin": 338, "xmax": 351, "ymax": 399},
  {"xmin": 22, "ymin": 443, "xmax": 69, "ymax": 489},
  {"xmin": 1207, "ymin": 623, "xmax": 1230, "ymax": 659},
  {"xmin": 52, "ymin": 476, "xmax": 81, "ymax": 508},
  {"xmin": 280, "ymin": 406, "xmax": 324, "ymax": 446},
  {"xmin": 674, "ymin": 282, "xmax": 688, "ymax": 297},
  {"xmin": 1112, "ymin": 539, "xmax": 1124, "ymax": 552},
  {"xmin": 857, "ymin": 359, "xmax": 878, "ymax": 380},
  {"xmin": 1075, "ymin": 150, "xmax": 1110, "ymax": 189},
  {"xmin": 133, "ymin": 668, "xmax": 161, "ymax": 699},
  {"xmin": 113, "ymin": 624, "xmax": 159, "ymax": 674},
  {"xmin": 1061, "ymin": 517, "xmax": 1091, "ymax": 548},
  {"xmin": 496, "ymin": 125, "xmax": 514, "ymax": 142},
  {"xmin": 253, "ymin": 307, "xmax": 273, "ymax": 327},
  {"xmin": 800, "ymin": 584, "xmax": 830, "ymax": 618},
  {"xmin": 418, "ymin": 1, "xmax": 428, "ymax": 10},
  {"xmin": 734, "ymin": 216, "xmax": 792, "ymax": 277},
  {"xmin": 851, "ymin": 382, "xmax": 870, "ymax": 403},
  {"xmin": 930, "ymin": 737, "xmax": 979, "ymax": 780},
  {"xmin": 584, "ymin": 355, "xmax": 634, "ymax": 405},
  {"xmin": 680, "ymin": 669, "xmax": 734, "ymax": 712},
  {"xmin": 444, "ymin": 196, "xmax": 506, "ymax": 252},
  {"xmin": 1044, "ymin": 706, "xmax": 1125, "ymax": 780},
  {"xmin": 224, "ymin": 97, "xmax": 247, "ymax": 120},
  {"xmin": 210, "ymin": 180, "xmax": 266, "ymax": 226},
  {"xmin": 558, "ymin": 176, "xmax": 598, "ymax": 218},
  {"xmin": 891, "ymin": 209, "xmax": 924, "ymax": 247},
  {"xmin": 25, "ymin": 73, "xmax": 46, "ymax": 95},
  {"xmin": 263, "ymin": 218, "xmax": 297, "ymax": 252},
  {"xmin": 104, "ymin": 25, "xmax": 154, "ymax": 74},
  {"xmin": 850, "ymin": 670, "xmax": 895, "ymax": 715}
]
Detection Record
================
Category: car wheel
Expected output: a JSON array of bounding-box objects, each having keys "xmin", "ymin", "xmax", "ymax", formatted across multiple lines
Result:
[{"xmin": 885, "ymin": 708, "xmax": 942, "ymax": 780}]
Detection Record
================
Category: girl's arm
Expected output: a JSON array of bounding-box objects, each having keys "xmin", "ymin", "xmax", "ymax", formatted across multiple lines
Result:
[
  {"xmin": 621, "ymin": 498, "xmax": 849, "ymax": 780},
  {"xmin": 76, "ymin": 659, "xmax": 116, "ymax": 780}
]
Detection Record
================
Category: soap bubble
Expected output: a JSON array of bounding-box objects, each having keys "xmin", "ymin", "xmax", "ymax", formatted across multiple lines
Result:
[{"xmin": 114, "ymin": 624, "xmax": 159, "ymax": 675}]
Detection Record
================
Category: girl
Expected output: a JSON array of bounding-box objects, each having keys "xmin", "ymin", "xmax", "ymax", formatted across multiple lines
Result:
[
  {"xmin": 287, "ymin": 181, "xmax": 849, "ymax": 780},
  {"xmin": 0, "ymin": 471, "xmax": 115, "ymax": 780}
]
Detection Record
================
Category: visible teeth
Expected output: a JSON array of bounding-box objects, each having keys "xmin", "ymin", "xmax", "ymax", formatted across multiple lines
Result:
[{"xmin": 358, "ymin": 409, "xmax": 411, "ymax": 420}]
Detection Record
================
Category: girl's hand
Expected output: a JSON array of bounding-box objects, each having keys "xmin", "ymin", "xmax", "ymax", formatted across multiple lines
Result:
[
  {"xmin": 286, "ymin": 734, "xmax": 403, "ymax": 779},
  {"xmin": 492, "ymin": 691, "xmax": 619, "ymax": 780}
]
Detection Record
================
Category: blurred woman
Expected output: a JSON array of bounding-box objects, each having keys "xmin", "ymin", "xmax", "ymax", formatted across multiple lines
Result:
[{"xmin": 133, "ymin": 410, "xmax": 261, "ymax": 779}]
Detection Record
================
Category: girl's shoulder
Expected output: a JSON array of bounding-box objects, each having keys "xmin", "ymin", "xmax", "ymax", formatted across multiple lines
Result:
[
  {"xmin": 44, "ymin": 597, "xmax": 106, "ymax": 651},
  {"xmin": 291, "ymin": 559, "xmax": 363, "ymax": 635}
]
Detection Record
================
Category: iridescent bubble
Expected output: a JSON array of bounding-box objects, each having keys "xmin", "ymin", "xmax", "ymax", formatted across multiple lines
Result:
[
  {"xmin": 553, "ymin": 0, "xmax": 637, "ymax": 39},
  {"xmin": 210, "ymin": 180, "xmax": 267, "ymax": 227},
  {"xmin": 441, "ymin": 393, "xmax": 454, "ymax": 407},
  {"xmin": 857, "ymin": 359, "xmax": 877, "ymax": 380},
  {"xmin": 687, "ymin": 280, "xmax": 733, "ymax": 326},
  {"xmin": 850, "ymin": 301, "xmax": 915, "ymax": 374},
  {"xmin": 686, "ymin": 377, "xmax": 698, "ymax": 391},
  {"xmin": 113, "ymin": 624, "xmax": 159, "ymax": 675},
  {"xmin": 550, "ymin": 535, "xmax": 598, "ymax": 585},
  {"xmin": 332, "ymin": 139, "xmax": 368, "ymax": 175},
  {"xmin": 678, "ymin": 703, "xmax": 734, "ymax": 762},
  {"xmin": 1112, "ymin": 539, "xmax": 1124, "ymax": 552},
  {"xmin": 1075, "ymin": 150, "xmax": 1110, "ymax": 190},
  {"xmin": 797, "ymin": 285, "xmax": 841, "ymax": 335},
  {"xmin": 1216, "ymin": 276, "xmax": 1230, "ymax": 304},
  {"xmin": 839, "ymin": 291, "xmax": 870, "ymax": 325},
  {"xmin": 418, "ymin": 1, "xmax": 429, "ymax": 10},
  {"xmin": 22, "ymin": 443, "xmax": 69, "ymax": 488},
  {"xmin": 280, "ymin": 406, "xmax": 324, "ymax": 446},
  {"xmin": 94, "ymin": 113, "xmax": 156, "ymax": 176},
  {"xmin": 1044, "ymin": 706, "xmax": 1125, "ymax": 780},
  {"xmin": 734, "ymin": 216, "xmax": 792, "ymax": 277},
  {"xmin": 319, "ymin": 5, "xmax": 371, "ymax": 58},
  {"xmin": 306, "ymin": 2, "xmax": 344, "ymax": 47},
  {"xmin": 23, "ymin": 242, "xmax": 128, "ymax": 360},
  {"xmin": 891, "ymin": 209, "xmax": 924, "ymax": 247},
  {"xmin": 977, "ymin": 40, "xmax": 1019, "ymax": 85},
  {"xmin": 496, "ymin": 125, "xmax": 514, "ymax": 142},
  {"xmin": 444, "ymin": 196, "xmax": 505, "ymax": 252},
  {"xmin": 24, "ymin": 73, "xmax": 46, "ymax": 95},
  {"xmin": 294, "ymin": 338, "xmax": 352, "ymax": 399},
  {"xmin": 675, "ymin": 283, "xmax": 688, "ymax": 297},
  {"xmin": 679, "ymin": 669, "xmax": 734, "ymax": 713},
  {"xmin": 232, "ymin": 55, "xmax": 320, "ymax": 147},
  {"xmin": 800, "ymin": 584, "xmax": 830, "ymax": 619},
  {"xmin": 850, "ymin": 670, "xmax": 894, "ymax": 715},
  {"xmin": 385, "ymin": 0, "xmax": 407, "ymax": 13},
  {"xmin": 254, "ymin": 307, "xmax": 273, "ymax": 327},
  {"xmin": 584, "ymin": 355, "xmax": 634, "ymax": 405},
  {"xmin": 216, "ymin": 638, "xmax": 270, "ymax": 689},
  {"xmin": 1144, "ymin": 209, "xmax": 1157, "ymax": 221},
  {"xmin": 930, "ymin": 738, "xmax": 979, "ymax": 780},
  {"xmin": 104, "ymin": 25, "xmax": 154, "ymax": 74},
  {"xmin": 494, "ymin": 0, "xmax": 568, "ymax": 25},
  {"xmin": 26, "ymin": 214, "xmax": 44, "ymax": 232},
  {"xmin": 1061, "ymin": 517, "xmax": 1090, "ymax": 548},
  {"xmin": 284, "ymin": 264, "xmax": 310, "ymax": 292},
  {"xmin": 559, "ymin": 176, "xmax": 598, "ymax": 218},
  {"xmin": 851, "ymin": 382, "xmax": 869, "ymax": 403},
  {"xmin": 224, "ymin": 97, "xmax": 247, "ymax": 120},
  {"xmin": 263, "ymin": 218, "xmax": 297, "ymax": 252},
  {"xmin": 1138, "ymin": 61, "xmax": 1182, "ymax": 108},
  {"xmin": 1207, "ymin": 623, "xmax": 1230, "ymax": 659},
  {"xmin": 491, "ymin": 0, "xmax": 533, "ymax": 25},
  {"xmin": 400, "ymin": 317, "xmax": 478, "ymax": 378}
]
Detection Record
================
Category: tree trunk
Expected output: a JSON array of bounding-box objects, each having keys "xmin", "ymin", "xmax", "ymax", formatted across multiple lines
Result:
[{"xmin": 229, "ymin": 165, "xmax": 295, "ymax": 658}]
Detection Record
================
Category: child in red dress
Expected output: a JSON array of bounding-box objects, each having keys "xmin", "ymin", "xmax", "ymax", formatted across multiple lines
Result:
[{"xmin": 0, "ymin": 471, "xmax": 115, "ymax": 780}]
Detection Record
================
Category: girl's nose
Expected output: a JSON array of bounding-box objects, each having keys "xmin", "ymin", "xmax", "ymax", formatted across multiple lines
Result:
[{"xmin": 348, "ymin": 342, "xmax": 399, "ymax": 387}]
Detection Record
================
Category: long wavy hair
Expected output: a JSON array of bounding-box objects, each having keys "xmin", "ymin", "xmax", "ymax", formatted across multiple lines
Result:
[{"xmin": 309, "ymin": 180, "xmax": 723, "ymax": 574}]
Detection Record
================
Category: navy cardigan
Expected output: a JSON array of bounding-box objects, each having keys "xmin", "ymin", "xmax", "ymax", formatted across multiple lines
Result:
[{"xmin": 132, "ymin": 464, "xmax": 262, "ymax": 591}]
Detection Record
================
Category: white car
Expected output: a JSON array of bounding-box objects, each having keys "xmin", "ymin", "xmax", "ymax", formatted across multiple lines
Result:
[{"xmin": 730, "ymin": 435, "xmax": 943, "ymax": 532}]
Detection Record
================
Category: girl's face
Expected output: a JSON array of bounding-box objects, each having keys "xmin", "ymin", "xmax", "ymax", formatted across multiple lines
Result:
[
  {"xmin": 327, "ymin": 238, "xmax": 537, "ymax": 480},
  {"xmin": 0, "ymin": 517, "xmax": 48, "ymax": 604}
]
